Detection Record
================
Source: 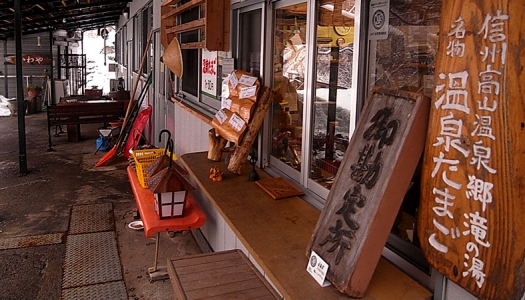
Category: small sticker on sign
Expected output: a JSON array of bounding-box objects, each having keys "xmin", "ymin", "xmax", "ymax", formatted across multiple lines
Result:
[
  {"xmin": 215, "ymin": 109, "xmax": 228, "ymax": 124},
  {"xmin": 306, "ymin": 251, "xmax": 331, "ymax": 287},
  {"xmin": 240, "ymin": 86, "xmax": 257, "ymax": 99},
  {"xmin": 238, "ymin": 74, "xmax": 257, "ymax": 86},
  {"xmin": 229, "ymin": 72, "xmax": 239, "ymax": 89},
  {"xmin": 221, "ymin": 98, "xmax": 232, "ymax": 110},
  {"xmin": 229, "ymin": 113, "xmax": 245, "ymax": 132}
]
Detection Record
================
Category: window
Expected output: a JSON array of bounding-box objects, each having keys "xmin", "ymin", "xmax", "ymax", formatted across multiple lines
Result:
[
  {"xmin": 157, "ymin": 31, "xmax": 166, "ymax": 97},
  {"xmin": 172, "ymin": 4, "xmax": 223, "ymax": 114},
  {"xmin": 364, "ymin": 0, "xmax": 443, "ymax": 285},
  {"xmin": 132, "ymin": 2, "xmax": 153, "ymax": 74},
  {"xmin": 267, "ymin": 0, "xmax": 358, "ymax": 202},
  {"xmin": 116, "ymin": 30, "xmax": 121, "ymax": 64},
  {"xmin": 310, "ymin": 1, "xmax": 356, "ymax": 193},
  {"xmin": 270, "ymin": 1, "xmax": 308, "ymax": 183},
  {"xmin": 115, "ymin": 26, "xmax": 127, "ymax": 66},
  {"xmin": 122, "ymin": 26, "xmax": 128, "ymax": 68}
]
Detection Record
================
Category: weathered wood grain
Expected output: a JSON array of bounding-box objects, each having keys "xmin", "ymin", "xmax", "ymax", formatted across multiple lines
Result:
[
  {"xmin": 417, "ymin": 1, "xmax": 525, "ymax": 299},
  {"xmin": 307, "ymin": 88, "xmax": 430, "ymax": 297}
]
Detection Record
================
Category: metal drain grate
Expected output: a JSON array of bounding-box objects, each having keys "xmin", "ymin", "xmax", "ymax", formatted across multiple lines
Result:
[
  {"xmin": 62, "ymin": 231, "xmax": 123, "ymax": 289},
  {"xmin": 0, "ymin": 233, "xmax": 64, "ymax": 250},
  {"xmin": 68, "ymin": 203, "xmax": 115, "ymax": 234},
  {"xmin": 61, "ymin": 281, "xmax": 127, "ymax": 300}
]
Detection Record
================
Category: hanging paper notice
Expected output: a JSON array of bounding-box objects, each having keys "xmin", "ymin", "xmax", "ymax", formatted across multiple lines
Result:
[
  {"xmin": 222, "ymin": 58, "xmax": 235, "ymax": 77},
  {"xmin": 215, "ymin": 109, "xmax": 228, "ymax": 124},
  {"xmin": 238, "ymin": 74, "xmax": 257, "ymax": 86},
  {"xmin": 239, "ymin": 86, "xmax": 257, "ymax": 99},
  {"xmin": 368, "ymin": 0, "xmax": 389, "ymax": 41},
  {"xmin": 201, "ymin": 49, "xmax": 218, "ymax": 98},
  {"xmin": 221, "ymin": 98, "xmax": 232, "ymax": 110},
  {"xmin": 229, "ymin": 114, "xmax": 246, "ymax": 132},
  {"xmin": 229, "ymin": 71, "xmax": 239, "ymax": 89}
]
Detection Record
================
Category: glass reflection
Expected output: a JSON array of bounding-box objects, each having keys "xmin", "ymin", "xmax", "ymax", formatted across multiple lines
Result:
[
  {"xmin": 310, "ymin": 2, "xmax": 355, "ymax": 190},
  {"xmin": 271, "ymin": 3, "xmax": 308, "ymax": 173}
]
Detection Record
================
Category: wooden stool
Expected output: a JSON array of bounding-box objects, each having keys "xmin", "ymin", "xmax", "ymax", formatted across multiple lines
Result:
[{"xmin": 167, "ymin": 250, "xmax": 281, "ymax": 300}]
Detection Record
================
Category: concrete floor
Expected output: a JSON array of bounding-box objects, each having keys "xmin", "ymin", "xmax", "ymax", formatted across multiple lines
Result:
[{"xmin": 0, "ymin": 110, "xmax": 202, "ymax": 299}]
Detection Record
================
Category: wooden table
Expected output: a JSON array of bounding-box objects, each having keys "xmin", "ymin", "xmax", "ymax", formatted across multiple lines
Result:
[
  {"xmin": 49, "ymin": 100, "xmax": 127, "ymax": 143},
  {"xmin": 127, "ymin": 166, "xmax": 206, "ymax": 281}
]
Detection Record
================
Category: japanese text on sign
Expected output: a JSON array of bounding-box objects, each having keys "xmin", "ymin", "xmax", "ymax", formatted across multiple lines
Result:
[
  {"xmin": 201, "ymin": 49, "xmax": 218, "ymax": 97},
  {"xmin": 229, "ymin": 113, "xmax": 245, "ymax": 132},
  {"xmin": 428, "ymin": 9, "xmax": 508, "ymax": 290},
  {"xmin": 319, "ymin": 107, "xmax": 399, "ymax": 264}
]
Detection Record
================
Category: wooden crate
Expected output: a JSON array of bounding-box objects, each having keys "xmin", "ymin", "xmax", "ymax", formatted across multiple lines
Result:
[
  {"xmin": 167, "ymin": 250, "xmax": 280, "ymax": 300},
  {"xmin": 161, "ymin": 0, "xmax": 230, "ymax": 51}
]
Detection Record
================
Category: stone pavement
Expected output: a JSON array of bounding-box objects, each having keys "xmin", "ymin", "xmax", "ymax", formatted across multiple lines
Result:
[{"xmin": 0, "ymin": 111, "xmax": 203, "ymax": 299}]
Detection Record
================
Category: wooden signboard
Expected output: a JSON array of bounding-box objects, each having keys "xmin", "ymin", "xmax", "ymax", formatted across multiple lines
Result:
[
  {"xmin": 4, "ymin": 55, "xmax": 51, "ymax": 66},
  {"xmin": 418, "ymin": 1, "xmax": 525, "ymax": 299},
  {"xmin": 307, "ymin": 88, "xmax": 430, "ymax": 298},
  {"xmin": 160, "ymin": 0, "xmax": 230, "ymax": 51}
]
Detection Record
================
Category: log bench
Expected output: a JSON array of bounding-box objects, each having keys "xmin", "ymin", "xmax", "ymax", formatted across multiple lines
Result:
[{"xmin": 46, "ymin": 101, "xmax": 125, "ymax": 149}]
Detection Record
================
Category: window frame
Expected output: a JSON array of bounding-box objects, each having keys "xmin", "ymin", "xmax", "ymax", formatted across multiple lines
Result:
[
  {"xmin": 171, "ymin": 4, "xmax": 222, "ymax": 116},
  {"xmin": 132, "ymin": 2, "xmax": 153, "ymax": 75}
]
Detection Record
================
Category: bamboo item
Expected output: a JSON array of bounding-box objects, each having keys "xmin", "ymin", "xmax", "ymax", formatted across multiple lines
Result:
[
  {"xmin": 163, "ymin": 37, "xmax": 183, "ymax": 78},
  {"xmin": 95, "ymin": 29, "xmax": 153, "ymax": 167}
]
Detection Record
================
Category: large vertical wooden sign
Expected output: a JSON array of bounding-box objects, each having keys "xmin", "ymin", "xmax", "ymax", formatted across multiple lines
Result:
[
  {"xmin": 418, "ymin": 1, "xmax": 525, "ymax": 299},
  {"xmin": 307, "ymin": 88, "xmax": 430, "ymax": 298}
]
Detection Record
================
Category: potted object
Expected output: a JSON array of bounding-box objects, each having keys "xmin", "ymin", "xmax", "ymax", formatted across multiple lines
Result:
[{"xmin": 25, "ymin": 84, "xmax": 41, "ymax": 98}]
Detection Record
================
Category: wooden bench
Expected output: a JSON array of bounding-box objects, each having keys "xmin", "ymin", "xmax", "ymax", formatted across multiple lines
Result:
[
  {"xmin": 179, "ymin": 152, "xmax": 433, "ymax": 300},
  {"xmin": 167, "ymin": 250, "xmax": 281, "ymax": 300},
  {"xmin": 46, "ymin": 101, "xmax": 125, "ymax": 149},
  {"xmin": 126, "ymin": 166, "xmax": 206, "ymax": 282}
]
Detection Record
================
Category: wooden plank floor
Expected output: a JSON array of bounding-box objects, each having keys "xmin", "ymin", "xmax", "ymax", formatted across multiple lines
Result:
[{"xmin": 167, "ymin": 250, "xmax": 280, "ymax": 300}]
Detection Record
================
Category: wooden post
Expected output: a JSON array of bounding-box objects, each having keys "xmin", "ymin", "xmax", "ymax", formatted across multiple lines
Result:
[
  {"xmin": 207, "ymin": 128, "xmax": 228, "ymax": 161},
  {"xmin": 417, "ymin": 1, "xmax": 525, "ymax": 299},
  {"xmin": 227, "ymin": 86, "xmax": 273, "ymax": 174}
]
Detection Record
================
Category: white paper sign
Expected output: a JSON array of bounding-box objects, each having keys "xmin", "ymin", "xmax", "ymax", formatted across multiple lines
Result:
[
  {"xmin": 369, "ymin": 0, "xmax": 389, "ymax": 40},
  {"xmin": 229, "ymin": 113, "xmax": 245, "ymax": 132},
  {"xmin": 201, "ymin": 49, "xmax": 218, "ymax": 97},
  {"xmin": 222, "ymin": 77, "xmax": 230, "ymax": 99},
  {"xmin": 215, "ymin": 109, "xmax": 228, "ymax": 124},
  {"xmin": 306, "ymin": 251, "xmax": 331, "ymax": 287},
  {"xmin": 239, "ymin": 85, "xmax": 257, "ymax": 99},
  {"xmin": 222, "ymin": 58, "xmax": 235, "ymax": 77},
  {"xmin": 229, "ymin": 71, "xmax": 239, "ymax": 89},
  {"xmin": 221, "ymin": 98, "xmax": 232, "ymax": 110},
  {"xmin": 238, "ymin": 74, "xmax": 257, "ymax": 86}
]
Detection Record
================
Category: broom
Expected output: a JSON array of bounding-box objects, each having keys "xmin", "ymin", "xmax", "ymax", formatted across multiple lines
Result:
[{"xmin": 95, "ymin": 29, "xmax": 153, "ymax": 167}]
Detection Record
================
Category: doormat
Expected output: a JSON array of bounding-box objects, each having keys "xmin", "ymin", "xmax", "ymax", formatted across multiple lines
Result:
[{"xmin": 255, "ymin": 177, "xmax": 304, "ymax": 200}]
